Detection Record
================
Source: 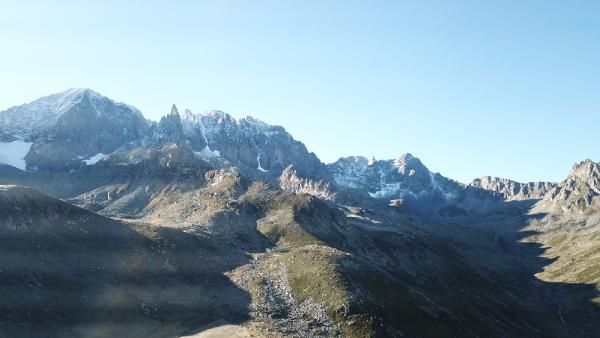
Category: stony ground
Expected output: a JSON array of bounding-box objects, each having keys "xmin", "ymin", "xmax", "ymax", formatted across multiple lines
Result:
[{"xmin": 227, "ymin": 248, "xmax": 340, "ymax": 337}]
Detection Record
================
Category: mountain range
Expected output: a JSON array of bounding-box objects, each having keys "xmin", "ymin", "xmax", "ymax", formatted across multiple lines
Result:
[{"xmin": 0, "ymin": 89, "xmax": 598, "ymax": 337}]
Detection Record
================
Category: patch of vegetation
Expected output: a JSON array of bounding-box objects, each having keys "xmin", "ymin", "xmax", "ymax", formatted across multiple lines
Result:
[
  {"xmin": 280, "ymin": 246, "xmax": 375, "ymax": 338},
  {"xmin": 256, "ymin": 207, "xmax": 321, "ymax": 247}
]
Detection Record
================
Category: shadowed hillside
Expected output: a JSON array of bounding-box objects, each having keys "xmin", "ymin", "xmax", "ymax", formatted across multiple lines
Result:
[{"xmin": 0, "ymin": 185, "xmax": 253, "ymax": 337}]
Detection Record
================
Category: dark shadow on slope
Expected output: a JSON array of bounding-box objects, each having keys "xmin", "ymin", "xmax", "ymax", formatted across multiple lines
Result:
[
  {"xmin": 0, "ymin": 187, "xmax": 253, "ymax": 338},
  {"xmin": 467, "ymin": 200, "xmax": 600, "ymax": 337},
  {"xmin": 0, "ymin": 154, "xmax": 213, "ymax": 202},
  {"xmin": 287, "ymin": 196, "xmax": 600, "ymax": 337}
]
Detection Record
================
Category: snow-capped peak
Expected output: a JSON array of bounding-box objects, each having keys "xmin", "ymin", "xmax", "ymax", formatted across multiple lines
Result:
[
  {"xmin": 0, "ymin": 88, "xmax": 144, "ymax": 140},
  {"xmin": 200, "ymin": 110, "xmax": 231, "ymax": 121},
  {"xmin": 182, "ymin": 109, "xmax": 194, "ymax": 121}
]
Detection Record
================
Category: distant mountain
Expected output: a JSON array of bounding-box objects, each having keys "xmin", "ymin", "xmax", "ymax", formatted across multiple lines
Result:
[
  {"xmin": 181, "ymin": 109, "xmax": 329, "ymax": 179},
  {"xmin": 328, "ymin": 154, "xmax": 462, "ymax": 199},
  {"xmin": 469, "ymin": 176, "xmax": 556, "ymax": 201},
  {"xmin": 327, "ymin": 154, "xmax": 504, "ymax": 215},
  {"xmin": 0, "ymin": 89, "xmax": 328, "ymax": 177},
  {"xmin": 0, "ymin": 88, "xmax": 150, "ymax": 171},
  {"xmin": 0, "ymin": 88, "xmax": 583, "ymax": 216},
  {"xmin": 0, "ymin": 88, "xmax": 95, "ymax": 140}
]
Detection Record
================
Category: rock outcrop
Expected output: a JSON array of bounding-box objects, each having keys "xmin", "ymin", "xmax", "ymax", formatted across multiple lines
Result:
[
  {"xmin": 279, "ymin": 165, "xmax": 335, "ymax": 200},
  {"xmin": 469, "ymin": 176, "xmax": 555, "ymax": 200}
]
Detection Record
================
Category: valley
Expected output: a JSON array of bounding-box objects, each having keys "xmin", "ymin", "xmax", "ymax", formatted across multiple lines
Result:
[{"xmin": 0, "ymin": 89, "xmax": 598, "ymax": 337}]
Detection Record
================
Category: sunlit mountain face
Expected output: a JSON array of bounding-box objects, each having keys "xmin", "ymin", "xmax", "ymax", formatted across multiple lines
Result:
[{"xmin": 0, "ymin": 90, "xmax": 598, "ymax": 337}]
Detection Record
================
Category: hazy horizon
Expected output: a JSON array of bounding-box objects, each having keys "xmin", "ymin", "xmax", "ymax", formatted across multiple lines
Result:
[{"xmin": 1, "ymin": 1, "xmax": 599, "ymax": 183}]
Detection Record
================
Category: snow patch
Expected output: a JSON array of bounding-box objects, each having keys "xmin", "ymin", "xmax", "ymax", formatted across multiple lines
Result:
[
  {"xmin": 0, "ymin": 141, "xmax": 32, "ymax": 170},
  {"xmin": 443, "ymin": 191, "xmax": 457, "ymax": 201},
  {"xmin": 83, "ymin": 153, "xmax": 106, "ymax": 165},
  {"xmin": 430, "ymin": 172, "xmax": 438, "ymax": 190},
  {"xmin": 194, "ymin": 146, "xmax": 220, "ymax": 158},
  {"xmin": 368, "ymin": 183, "xmax": 404, "ymax": 199},
  {"xmin": 257, "ymin": 153, "xmax": 268, "ymax": 172}
]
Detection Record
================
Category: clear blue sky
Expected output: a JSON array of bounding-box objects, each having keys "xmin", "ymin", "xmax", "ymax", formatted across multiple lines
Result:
[{"xmin": 1, "ymin": 1, "xmax": 599, "ymax": 183}]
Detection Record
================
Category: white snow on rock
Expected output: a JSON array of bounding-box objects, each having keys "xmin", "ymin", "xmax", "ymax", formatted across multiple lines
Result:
[
  {"xmin": 257, "ymin": 153, "xmax": 268, "ymax": 172},
  {"xmin": 181, "ymin": 109, "xmax": 223, "ymax": 158},
  {"xmin": 181, "ymin": 109, "xmax": 199, "ymax": 137},
  {"xmin": 0, "ymin": 88, "xmax": 148, "ymax": 141},
  {"xmin": 0, "ymin": 141, "xmax": 32, "ymax": 170},
  {"xmin": 368, "ymin": 183, "xmax": 404, "ymax": 199},
  {"xmin": 194, "ymin": 146, "xmax": 220, "ymax": 158},
  {"xmin": 83, "ymin": 153, "xmax": 106, "ymax": 165}
]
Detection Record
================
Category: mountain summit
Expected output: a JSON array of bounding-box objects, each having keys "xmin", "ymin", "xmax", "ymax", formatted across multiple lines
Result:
[
  {"xmin": 534, "ymin": 159, "xmax": 600, "ymax": 215},
  {"xmin": 0, "ymin": 89, "xmax": 150, "ymax": 170}
]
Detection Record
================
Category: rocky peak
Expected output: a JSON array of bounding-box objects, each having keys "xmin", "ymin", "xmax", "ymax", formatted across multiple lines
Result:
[
  {"xmin": 202, "ymin": 110, "xmax": 229, "ymax": 120},
  {"xmin": 570, "ymin": 159, "xmax": 600, "ymax": 183},
  {"xmin": 182, "ymin": 109, "xmax": 194, "ymax": 120},
  {"xmin": 469, "ymin": 176, "xmax": 556, "ymax": 201},
  {"xmin": 561, "ymin": 159, "xmax": 600, "ymax": 197},
  {"xmin": 534, "ymin": 159, "xmax": 600, "ymax": 215},
  {"xmin": 395, "ymin": 153, "xmax": 427, "ymax": 176},
  {"xmin": 328, "ymin": 154, "xmax": 461, "ymax": 202},
  {"xmin": 169, "ymin": 104, "xmax": 180, "ymax": 117},
  {"xmin": 0, "ymin": 88, "xmax": 125, "ymax": 140},
  {"xmin": 182, "ymin": 110, "xmax": 328, "ymax": 178},
  {"xmin": 2, "ymin": 89, "xmax": 150, "ymax": 171},
  {"xmin": 156, "ymin": 105, "xmax": 185, "ymax": 143}
]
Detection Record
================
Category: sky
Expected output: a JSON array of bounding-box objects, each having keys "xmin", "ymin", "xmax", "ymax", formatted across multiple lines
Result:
[{"xmin": 1, "ymin": 0, "xmax": 599, "ymax": 183}]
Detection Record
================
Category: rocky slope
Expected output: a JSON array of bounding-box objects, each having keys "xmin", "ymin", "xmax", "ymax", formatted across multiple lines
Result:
[
  {"xmin": 533, "ymin": 159, "xmax": 600, "ymax": 216},
  {"xmin": 3, "ymin": 170, "xmax": 599, "ymax": 337},
  {"xmin": 0, "ymin": 185, "xmax": 251, "ymax": 338}
]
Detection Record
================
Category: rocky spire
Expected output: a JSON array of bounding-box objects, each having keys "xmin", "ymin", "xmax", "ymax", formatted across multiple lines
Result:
[
  {"xmin": 156, "ymin": 105, "xmax": 184, "ymax": 142},
  {"xmin": 169, "ymin": 104, "xmax": 180, "ymax": 116}
]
